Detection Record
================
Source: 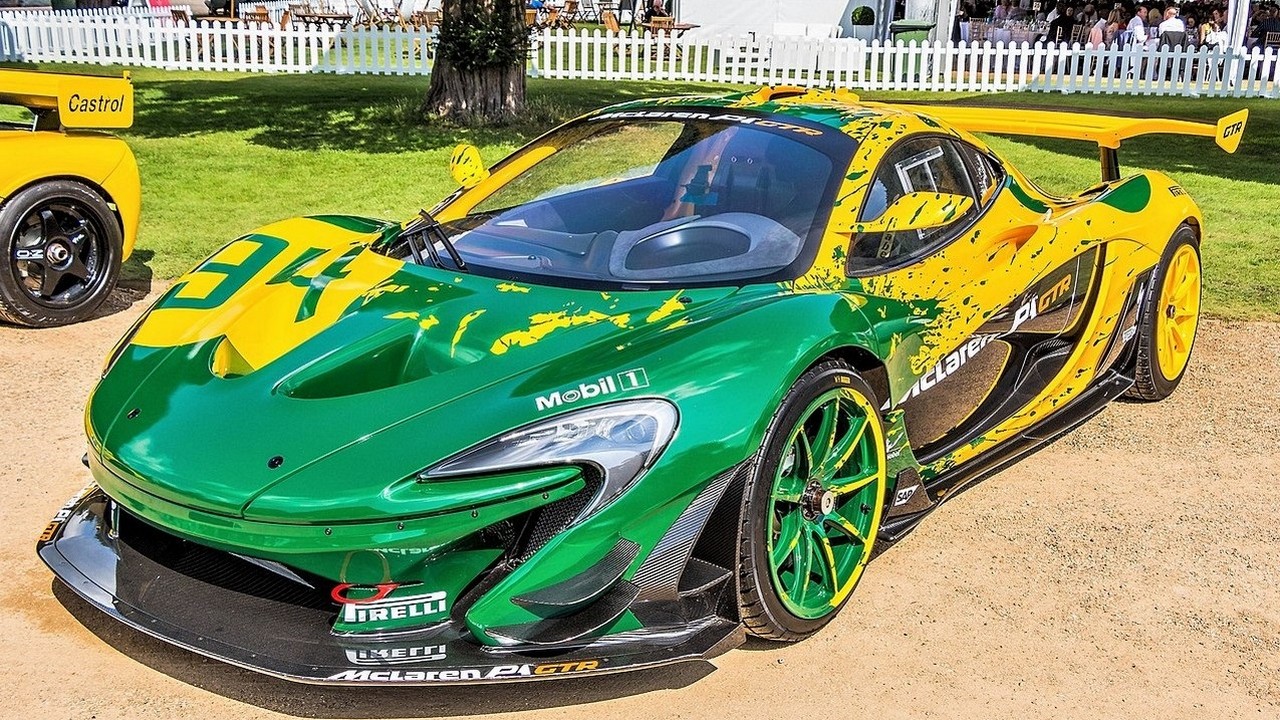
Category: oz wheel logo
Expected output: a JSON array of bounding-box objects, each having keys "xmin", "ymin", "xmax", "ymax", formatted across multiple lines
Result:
[{"xmin": 15, "ymin": 248, "xmax": 44, "ymax": 261}]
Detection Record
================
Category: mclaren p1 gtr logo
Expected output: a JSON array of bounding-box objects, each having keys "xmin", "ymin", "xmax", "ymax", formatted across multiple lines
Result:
[
  {"xmin": 900, "ymin": 335, "xmax": 995, "ymax": 404},
  {"xmin": 325, "ymin": 660, "xmax": 600, "ymax": 683},
  {"xmin": 591, "ymin": 110, "xmax": 824, "ymax": 136},
  {"xmin": 535, "ymin": 368, "xmax": 649, "ymax": 411}
]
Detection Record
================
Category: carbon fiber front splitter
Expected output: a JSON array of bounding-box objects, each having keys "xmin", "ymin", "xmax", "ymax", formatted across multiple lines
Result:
[{"xmin": 37, "ymin": 488, "xmax": 744, "ymax": 685}]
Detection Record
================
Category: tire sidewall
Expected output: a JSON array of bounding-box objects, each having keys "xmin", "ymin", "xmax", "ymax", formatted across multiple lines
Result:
[
  {"xmin": 1141, "ymin": 226, "xmax": 1201, "ymax": 395},
  {"xmin": 740, "ymin": 362, "xmax": 883, "ymax": 638},
  {"xmin": 0, "ymin": 180, "xmax": 123, "ymax": 327}
]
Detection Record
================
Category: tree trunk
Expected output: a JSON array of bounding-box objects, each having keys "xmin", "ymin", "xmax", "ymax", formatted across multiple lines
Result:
[{"xmin": 421, "ymin": 0, "xmax": 527, "ymax": 124}]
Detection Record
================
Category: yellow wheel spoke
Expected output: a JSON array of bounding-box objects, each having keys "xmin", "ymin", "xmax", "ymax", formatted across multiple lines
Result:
[
  {"xmin": 830, "ymin": 468, "xmax": 879, "ymax": 496},
  {"xmin": 816, "ymin": 530, "xmax": 839, "ymax": 593}
]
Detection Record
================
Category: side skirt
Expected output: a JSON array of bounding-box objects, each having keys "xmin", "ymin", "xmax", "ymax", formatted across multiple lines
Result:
[{"xmin": 878, "ymin": 367, "xmax": 1134, "ymax": 544}]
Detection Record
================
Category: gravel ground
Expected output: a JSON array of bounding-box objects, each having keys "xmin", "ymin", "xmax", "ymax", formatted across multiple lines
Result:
[{"xmin": 0, "ymin": 289, "xmax": 1276, "ymax": 720}]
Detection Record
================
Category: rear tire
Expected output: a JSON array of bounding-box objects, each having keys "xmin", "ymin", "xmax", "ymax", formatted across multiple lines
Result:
[
  {"xmin": 737, "ymin": 361, "xmax": 886, "ymax": 641},
  {"xmin": 1125, "ymin": 224, "xmax": 1201, "ymax": 402},
  {"xmin": 0, "ymin": 180, "xmax": 122, "ymax": 328}
]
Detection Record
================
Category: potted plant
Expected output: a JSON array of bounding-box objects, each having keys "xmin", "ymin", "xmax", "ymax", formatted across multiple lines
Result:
[{"xmin": 850, "ymin": 5, "xmax": 875, "ymax": 41}]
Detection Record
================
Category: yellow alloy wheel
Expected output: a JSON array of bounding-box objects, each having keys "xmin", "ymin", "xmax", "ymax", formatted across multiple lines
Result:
[{"xmin": 1155, "ymin": 243, "xmax": 1201, "ymax": 381}]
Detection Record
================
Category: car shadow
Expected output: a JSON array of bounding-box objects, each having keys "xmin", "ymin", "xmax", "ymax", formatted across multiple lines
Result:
[
  {"xmin": 52, "ymin": 583, "xmax": 715, "ymax": 718},
  {"xmin": 88, "ymin": 249, "xmax": 155, "ymax": 322}
]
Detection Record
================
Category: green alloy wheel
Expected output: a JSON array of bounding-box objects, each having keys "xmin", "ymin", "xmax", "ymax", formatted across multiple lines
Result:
[{"xmin": 739, "ymin": 361, "xmax": 886, "ymax": 640}]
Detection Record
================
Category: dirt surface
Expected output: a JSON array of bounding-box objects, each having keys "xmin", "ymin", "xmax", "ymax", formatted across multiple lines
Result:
[{"xmin": 1, "ymin": 289, "xmax": 1277, "ymax": 720}]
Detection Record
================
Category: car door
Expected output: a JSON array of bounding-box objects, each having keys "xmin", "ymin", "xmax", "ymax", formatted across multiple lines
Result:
[{"xmin": 849, "ymin": 133, "xmax": 1088, "ymax": 457}]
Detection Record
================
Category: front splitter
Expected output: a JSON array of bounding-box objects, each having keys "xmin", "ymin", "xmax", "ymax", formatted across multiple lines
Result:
[{"xmin": 38, "ymin": 488, "xmax": 744, "ymax": 685}]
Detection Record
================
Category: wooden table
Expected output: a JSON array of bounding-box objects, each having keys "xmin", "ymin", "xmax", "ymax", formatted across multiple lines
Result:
[
  {"xmin": 641, "ymin": 22, "xmax": 699, "ymax": 37},
  {"xmin": 642, "ymin": 22, "xmax": 698, "ymax": 60}
]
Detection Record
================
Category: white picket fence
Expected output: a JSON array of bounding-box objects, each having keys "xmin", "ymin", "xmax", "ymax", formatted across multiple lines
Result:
[{"xmin": 1, "ymin": 9, "xmax": 1276, "ymax": 97}]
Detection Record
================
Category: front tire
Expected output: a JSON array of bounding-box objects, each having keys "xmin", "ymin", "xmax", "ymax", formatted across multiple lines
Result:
[
  {"xmin": 1125, "ymin": 225, "xmax": 1201, "ymax": 402},
  {"xmin": 0, "ymin": 180, "xmax": 123, "ymax": 328},
  {"xmin": 737, "ymin": 361, "xmax": 887, "ymax": 641}
]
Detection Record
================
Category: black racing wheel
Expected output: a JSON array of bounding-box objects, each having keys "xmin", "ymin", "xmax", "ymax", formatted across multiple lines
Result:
[
  {"xmin": 737, "ymin": 360, "xmax": 887, "ymax": 641},
  {"xmin": 0, "ymin": 180, "xmax": 123, "ymax": 327}
]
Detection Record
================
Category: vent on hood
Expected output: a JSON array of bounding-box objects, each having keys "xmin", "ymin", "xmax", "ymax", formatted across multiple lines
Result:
[{"xmin": 279, "ymin": 332, "xmax": 436, "ymax": 399}]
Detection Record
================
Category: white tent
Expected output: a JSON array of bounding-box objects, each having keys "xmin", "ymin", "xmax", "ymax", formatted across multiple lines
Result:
[{"xmin": 675, "ymin": 0, "xmax": 891, "ymax": 39}]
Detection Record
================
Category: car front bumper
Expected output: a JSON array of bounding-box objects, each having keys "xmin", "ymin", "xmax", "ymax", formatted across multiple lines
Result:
[{"xmin": 38, "ymin": 487, "xmax": 744, "ymax": 685}]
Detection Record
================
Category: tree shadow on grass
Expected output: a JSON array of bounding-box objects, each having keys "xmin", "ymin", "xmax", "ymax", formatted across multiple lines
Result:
[{"xmin": 123, "ymin": 74, "xmax": 729, "ymax": 154}]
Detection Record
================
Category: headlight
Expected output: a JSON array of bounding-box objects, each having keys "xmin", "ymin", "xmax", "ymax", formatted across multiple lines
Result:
[{"xmin": 422, "ymin": 399, "xmax": 678, "ymax": 521}]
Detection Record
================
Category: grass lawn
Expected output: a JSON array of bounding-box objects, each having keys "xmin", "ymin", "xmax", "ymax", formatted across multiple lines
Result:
[{"xmin": 4, "ymin": 64, "xmax": 1278, "ymax": 319}]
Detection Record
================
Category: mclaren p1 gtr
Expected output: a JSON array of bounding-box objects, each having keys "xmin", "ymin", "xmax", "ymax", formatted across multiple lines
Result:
[{"xmin": 38, "ymin": 86, "xmax": 1246, "ymax": 684}]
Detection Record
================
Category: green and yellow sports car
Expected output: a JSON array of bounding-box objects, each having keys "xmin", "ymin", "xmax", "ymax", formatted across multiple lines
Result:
[
  {"xmin": 39, "ymin": 86, "xmax": 1245, "ymax": 684},
  {"xmin": 0, "ymin": 69, "xmax": 139, "ymax": 327}
]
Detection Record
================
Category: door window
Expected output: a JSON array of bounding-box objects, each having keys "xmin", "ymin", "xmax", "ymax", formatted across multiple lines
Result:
[{"xmin": 848, "ymin": 136, "xmax": 978, "ymax": 272}]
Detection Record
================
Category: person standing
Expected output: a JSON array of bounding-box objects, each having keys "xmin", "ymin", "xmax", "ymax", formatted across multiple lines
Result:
[{"xmin": 1127, "ymin": 4, "xmax": 1147, "ymax": 44}]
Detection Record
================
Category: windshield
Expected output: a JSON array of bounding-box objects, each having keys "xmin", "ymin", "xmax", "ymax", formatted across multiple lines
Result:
[{"xmin": 401, "ymin": 113, "xmax": 850, "ymax": 289}]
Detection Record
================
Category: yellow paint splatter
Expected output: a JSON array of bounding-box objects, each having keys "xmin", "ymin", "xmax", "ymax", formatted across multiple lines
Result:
[
  {"xmin": 491, "ymin": 309, "xmax": 630, "ymax": 355},
  {"xmin": 451, "ymin": 309, "xmax": 486, "ymax": 357},
  {"xmin": 664, "ymin": 317, "xmax": 690, "ymax": 331},
  {"xmin": 362, "ymin": 283, "xmax": 409, "ymax": 305},
  {"xmin": 384, "ymin": 311, "xmax": 419, "ymax": 320},
  {"xmin": 419, "ymin": 315, "xmax": 439, "ymax": 331},
  {"xmin": 646, "ymin": 291, "xmax": 686, "ymax": 324},
  {"xmin": 496, "ymin": 282, "xmax": 531, "ymax": 293}
]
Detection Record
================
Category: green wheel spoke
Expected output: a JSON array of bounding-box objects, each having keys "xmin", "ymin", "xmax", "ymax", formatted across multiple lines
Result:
[
  {"xmin": 786, "ymin": 529, "xmax": 814, "ymax": 598},
  {"xmin": 826, "ymin": 511, "xmax": 868, "ymax": 546},
  {"xmin": 814, "ymin": 528, "xmax": 839, "ymax": 594},
  {"xmin": 772, "ymin": 445, "xmax": 807, "ymax": 502},
  {"xmin": 809, "ymin": 400, "xmax": 838, "ymax": 468},
  {"xmin": 770, "ymin": 509, "xmax": 804, "ymax": 568},
  {"xmin": 818, "ymin": 413, "xmax": 867, "ymax": 483},
  {"xmin": 796, "ymin": 432, "xmax": 815, "ymax": 479}
]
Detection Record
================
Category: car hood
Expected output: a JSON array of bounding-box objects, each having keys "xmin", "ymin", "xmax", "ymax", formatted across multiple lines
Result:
[{"xmin": 88, "ymin": 217, "xmax": 744, "ymax": 521}]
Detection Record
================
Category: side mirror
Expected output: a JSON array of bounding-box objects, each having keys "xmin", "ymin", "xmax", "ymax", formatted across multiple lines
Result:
[
  {"xmin": 846, "ymin": 192, "xmax": 974, "ymax": 235},
  {"xmin": 449, "ymin": 144, "xmax": 490, "ymax": 189}
]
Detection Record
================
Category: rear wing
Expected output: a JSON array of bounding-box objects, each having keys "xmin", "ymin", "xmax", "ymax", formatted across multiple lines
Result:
[
  {"xmin": 876, "ymin": 104, "xmax": 1248, "ymax": 181},
  {"xmin": 0, "ymin": 69, "xmax": 133, "ymax": 131}
]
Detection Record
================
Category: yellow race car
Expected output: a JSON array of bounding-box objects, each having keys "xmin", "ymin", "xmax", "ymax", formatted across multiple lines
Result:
[{"xmin": 0, "ymin": 69, "xmax": 139, "ymax": 327}]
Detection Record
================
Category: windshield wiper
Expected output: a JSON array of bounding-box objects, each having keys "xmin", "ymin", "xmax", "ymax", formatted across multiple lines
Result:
[{"xmin": 401, "ymin": 209, "xmax": 468, "ymax": 272}]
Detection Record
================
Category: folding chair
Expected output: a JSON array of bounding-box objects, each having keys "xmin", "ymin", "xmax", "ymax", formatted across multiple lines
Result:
[{"xmin": 561, "ymin": 0, "xmax": 582, "ymax": 27}]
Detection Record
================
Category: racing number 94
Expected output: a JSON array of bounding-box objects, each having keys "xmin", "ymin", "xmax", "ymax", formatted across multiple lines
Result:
[
  {"xmin": 161, "ymin": 234, "xmax": 289, "ymax": 311},
  {"xmin": 159, "ymin": 235, "xmax": 358, "ymax": 320}
]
